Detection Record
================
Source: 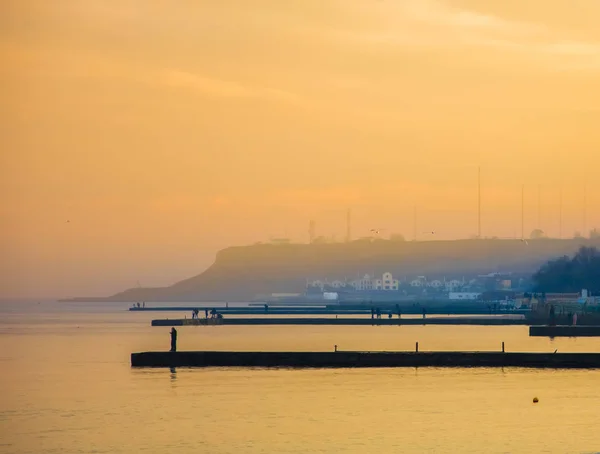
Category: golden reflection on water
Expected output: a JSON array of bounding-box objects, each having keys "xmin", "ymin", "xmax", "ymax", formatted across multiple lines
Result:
[{"xmin": 1, "ymin": 304, "xmax": 600, "ymax": 453}]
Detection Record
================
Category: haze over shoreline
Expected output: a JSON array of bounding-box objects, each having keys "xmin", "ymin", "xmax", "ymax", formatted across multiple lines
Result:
[
  {"xmin": 2, "ymin": 1, "xmax": 599, "ymax": 298},
  {"xmin": 58, "ymin": 237, "xmax": 599, "ymax": 302}
]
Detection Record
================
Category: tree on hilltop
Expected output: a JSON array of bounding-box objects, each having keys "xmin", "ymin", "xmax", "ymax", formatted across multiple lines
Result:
[
  {"xmin": 389, "ymin": 233, "xmax": 406, "ymax": 242},
  {"xmin": 532, "ymin": 246, "xmax": 600, "ymax": 293},
  {"xmin": 530, "ymin": 229, "xmax": 545, "ymax": 240}
]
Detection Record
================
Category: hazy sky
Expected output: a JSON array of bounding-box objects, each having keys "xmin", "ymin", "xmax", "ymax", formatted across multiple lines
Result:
[{"xmin": 1, "ymin": 0, "xmax": 599, "ymax": 298}]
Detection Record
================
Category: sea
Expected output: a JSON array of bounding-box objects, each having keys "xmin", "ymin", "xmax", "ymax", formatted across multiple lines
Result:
[{"xmin": 1, "ymin": 300, "xmax": 600, "ymax": 453}]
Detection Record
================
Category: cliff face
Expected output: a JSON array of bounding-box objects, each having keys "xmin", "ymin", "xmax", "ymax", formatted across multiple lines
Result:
[{"xmin": 64, "ymin": 238, "xmax": 600, "ymax": 302}]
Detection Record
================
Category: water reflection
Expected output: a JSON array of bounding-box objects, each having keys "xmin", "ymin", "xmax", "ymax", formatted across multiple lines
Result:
[{"xmin": 170, "ymin": 367, "xmax": 177, "ymax": 381}]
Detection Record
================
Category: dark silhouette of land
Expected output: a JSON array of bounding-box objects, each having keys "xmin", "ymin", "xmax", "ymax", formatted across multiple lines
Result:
[
  {"xmin": 532, "ymin": 246, "xmax": 600, "ymax": 293},
  {"xmin": 61, "ymin": 237, "xmax": 600, "ymax": 302}
]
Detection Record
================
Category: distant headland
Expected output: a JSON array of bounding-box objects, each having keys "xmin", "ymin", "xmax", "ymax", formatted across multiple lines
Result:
[{"xmin": 59, "ymin": 237, "xmax": 599, "ymax": 303}]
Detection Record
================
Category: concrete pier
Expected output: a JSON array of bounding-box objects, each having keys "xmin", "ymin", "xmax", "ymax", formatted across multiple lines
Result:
[
  {"xmin": 130, "ymin": 306, "xmax": 529, "ymax": 315},
  {"xmin": 134, "ymin": 308, "xmax": 369, "ymax": 315},
  {"xmin": 131, "ymin": 351, "xmax": 600, "ymax": 369},
  {"xmin": 151, "ymin": 317, "xmax": 527, "ymax": 327},
  {"xmin": 529, "ymin": 325, "xmax": 600, "ymax": 337}
]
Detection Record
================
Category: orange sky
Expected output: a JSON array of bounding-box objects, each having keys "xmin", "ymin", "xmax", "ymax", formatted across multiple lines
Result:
[{"xmin": 1, "ymin": 0, "xmax": 599, "ymax": 298}]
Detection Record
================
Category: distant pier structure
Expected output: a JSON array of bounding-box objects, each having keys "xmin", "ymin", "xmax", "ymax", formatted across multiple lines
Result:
[{"xmin": 132, "ymin": 350, "xmax": 600, "ymax": 369}]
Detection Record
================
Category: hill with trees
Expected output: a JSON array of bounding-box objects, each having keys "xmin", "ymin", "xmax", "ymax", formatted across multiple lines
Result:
[
  {"xmin": 532, "ymin": 246, "xmax": 600, "ymax": 293},
  {"xmin": 60, "ymin": 237, "xmax": 600, "ymax": 302}
]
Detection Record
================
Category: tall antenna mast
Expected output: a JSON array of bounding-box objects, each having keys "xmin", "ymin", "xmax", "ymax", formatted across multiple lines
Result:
[
  {"xmin": 521, "ymin": 184, "xmax": 525, "ymax": 240},
  {"xmin": 478, "ymin": 166, "xmax": 481, "ymax": 239},
  {"xmin": 559, "ymin": 186, "xmax": 563, "ymax": 239},
  {"xmin": 346, "ymin": 208, "xmax": 351, "ymax": 243},
  {"xmin": 537, "ymin": 184, "xmax": 541, "ymax": 230},
  {"xmin": 583, "ymin": 182, "xmax": 587, "ymax": 237},
  {"xmin": 413, "ymin": 205, "xmax": 417, "ymax": 241}
]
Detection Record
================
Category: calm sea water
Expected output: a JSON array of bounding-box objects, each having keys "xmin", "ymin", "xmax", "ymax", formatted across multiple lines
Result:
[{"xmin": 1, "ymin": 301, "xmax": 600, "ymax": 453}]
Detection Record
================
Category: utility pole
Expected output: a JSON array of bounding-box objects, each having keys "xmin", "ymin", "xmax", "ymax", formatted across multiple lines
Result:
[
  {"xmin": 537, "ymin": 184, "xmax": 541, "ymax": 230},
  {"xmin": 521, "ymin": 184, "xmax": 525, "ymax": 240},
  {"xmin": 559, "ymin": 186, "xmax": 563, "ymax": 239},
  {"xmin": 583, "ymin": 182, "xmax": 587, "ymax": 237},
  {"xmin": 413, "ymin": 206, "xmax": 417, "ymax": 241},
  {"xmin": 478, "ymin": 166, "xmax": 481, "ymax": 239},
  {"xmin": 346, "ymin": 208, "xmax": 351, "ymax": 243}
]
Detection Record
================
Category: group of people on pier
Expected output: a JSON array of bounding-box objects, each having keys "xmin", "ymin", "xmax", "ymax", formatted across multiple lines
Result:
[
  {"xmin": 370, "ymin": 306, "xmax": 427, "ymax": 320},
  {"xmin": 190, "ymin": 308, "xmax": 223, "ymax": 320}
]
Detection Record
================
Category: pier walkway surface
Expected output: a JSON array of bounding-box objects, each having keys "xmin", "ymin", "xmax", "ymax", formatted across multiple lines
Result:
[
  {"xmin": 150, "ymin": 317, "xmax": 527, "ymax": 327},
  {"xmin": 529, "ymin": 325, "xmax": 600, "ymax": 337},
  {"xmin": 131, "ymin": 351, "xmax": 600, "ymax": 369},
  {"xmin": 130, "ymin": 306, "xmax": 527, "ymax": 315}
]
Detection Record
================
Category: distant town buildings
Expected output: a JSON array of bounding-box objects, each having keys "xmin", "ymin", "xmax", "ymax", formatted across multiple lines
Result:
[
  {"xmin": 308, "ymin": 272, "xmax": 400, "ymax": 291},
  {"xmin": 307, "ymin": 271, "xmax": 520, "ymax": 295}
]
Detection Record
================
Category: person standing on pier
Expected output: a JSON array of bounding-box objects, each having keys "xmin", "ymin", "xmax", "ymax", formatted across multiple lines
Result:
[
  {"xmin": 170, "ymin": 327, "xmax": 177, "ymax": 352},
  {"xmin": 549, "ymin": 305, "xmax": 556, "ymax": 326}
]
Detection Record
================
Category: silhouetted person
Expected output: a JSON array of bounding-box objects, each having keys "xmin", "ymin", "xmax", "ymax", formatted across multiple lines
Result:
[
  {"xmin": 388, "ymin": 312, "xmax": 392, "ymax": 319},
  {"xmin": 371, "ymin": 308, "xmax": 375, "ymax": 319},
  {"xmin": 205, "ymin": 309, "xmax": 209, "ymax": 318},
  {"xmin": 170, "ymin": 328, "xmax": 177, "ymax": 352},
  {"xmin": 422, "ymin": 308, "xmax": 427, "ymax": 319},
  {"xmin": 549, "ymin": 305, "xmax": 556, "ymax": 326}
]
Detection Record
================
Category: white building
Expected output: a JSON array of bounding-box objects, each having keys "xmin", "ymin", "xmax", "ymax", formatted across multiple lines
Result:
[
  {"xmin": 445, "ymin": 279, "xmax": 463, "ymax": 291},
  {"xmin": 308, "ymin": 280, "xmax": 325, "ymax": 289},
  {"xmin": 449, "ymin": 292, "xmax": 481, "ymax": 301},
  {"xmin": 350, "ymin": 272, "xmax": 399, "ymax": 291},
  {"xmin": 410, "ymin": 276, "xmax": 427, "ymax": 287},
  {"xmin": 350, "ymin": 274, "xmax": 375, "ymax": 290},
  {"xmin": 428, "ymin": 280, "xmax": 443, "ymax": 288},
  {"xmin": 372, "ymin": 272, "xmax": 400, "ymax": 290}
]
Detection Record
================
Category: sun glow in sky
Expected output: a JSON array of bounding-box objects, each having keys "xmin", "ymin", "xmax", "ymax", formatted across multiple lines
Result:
[{"xmin": 1, "ymin": 0, "xmax": 599, "ymax": 297}]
